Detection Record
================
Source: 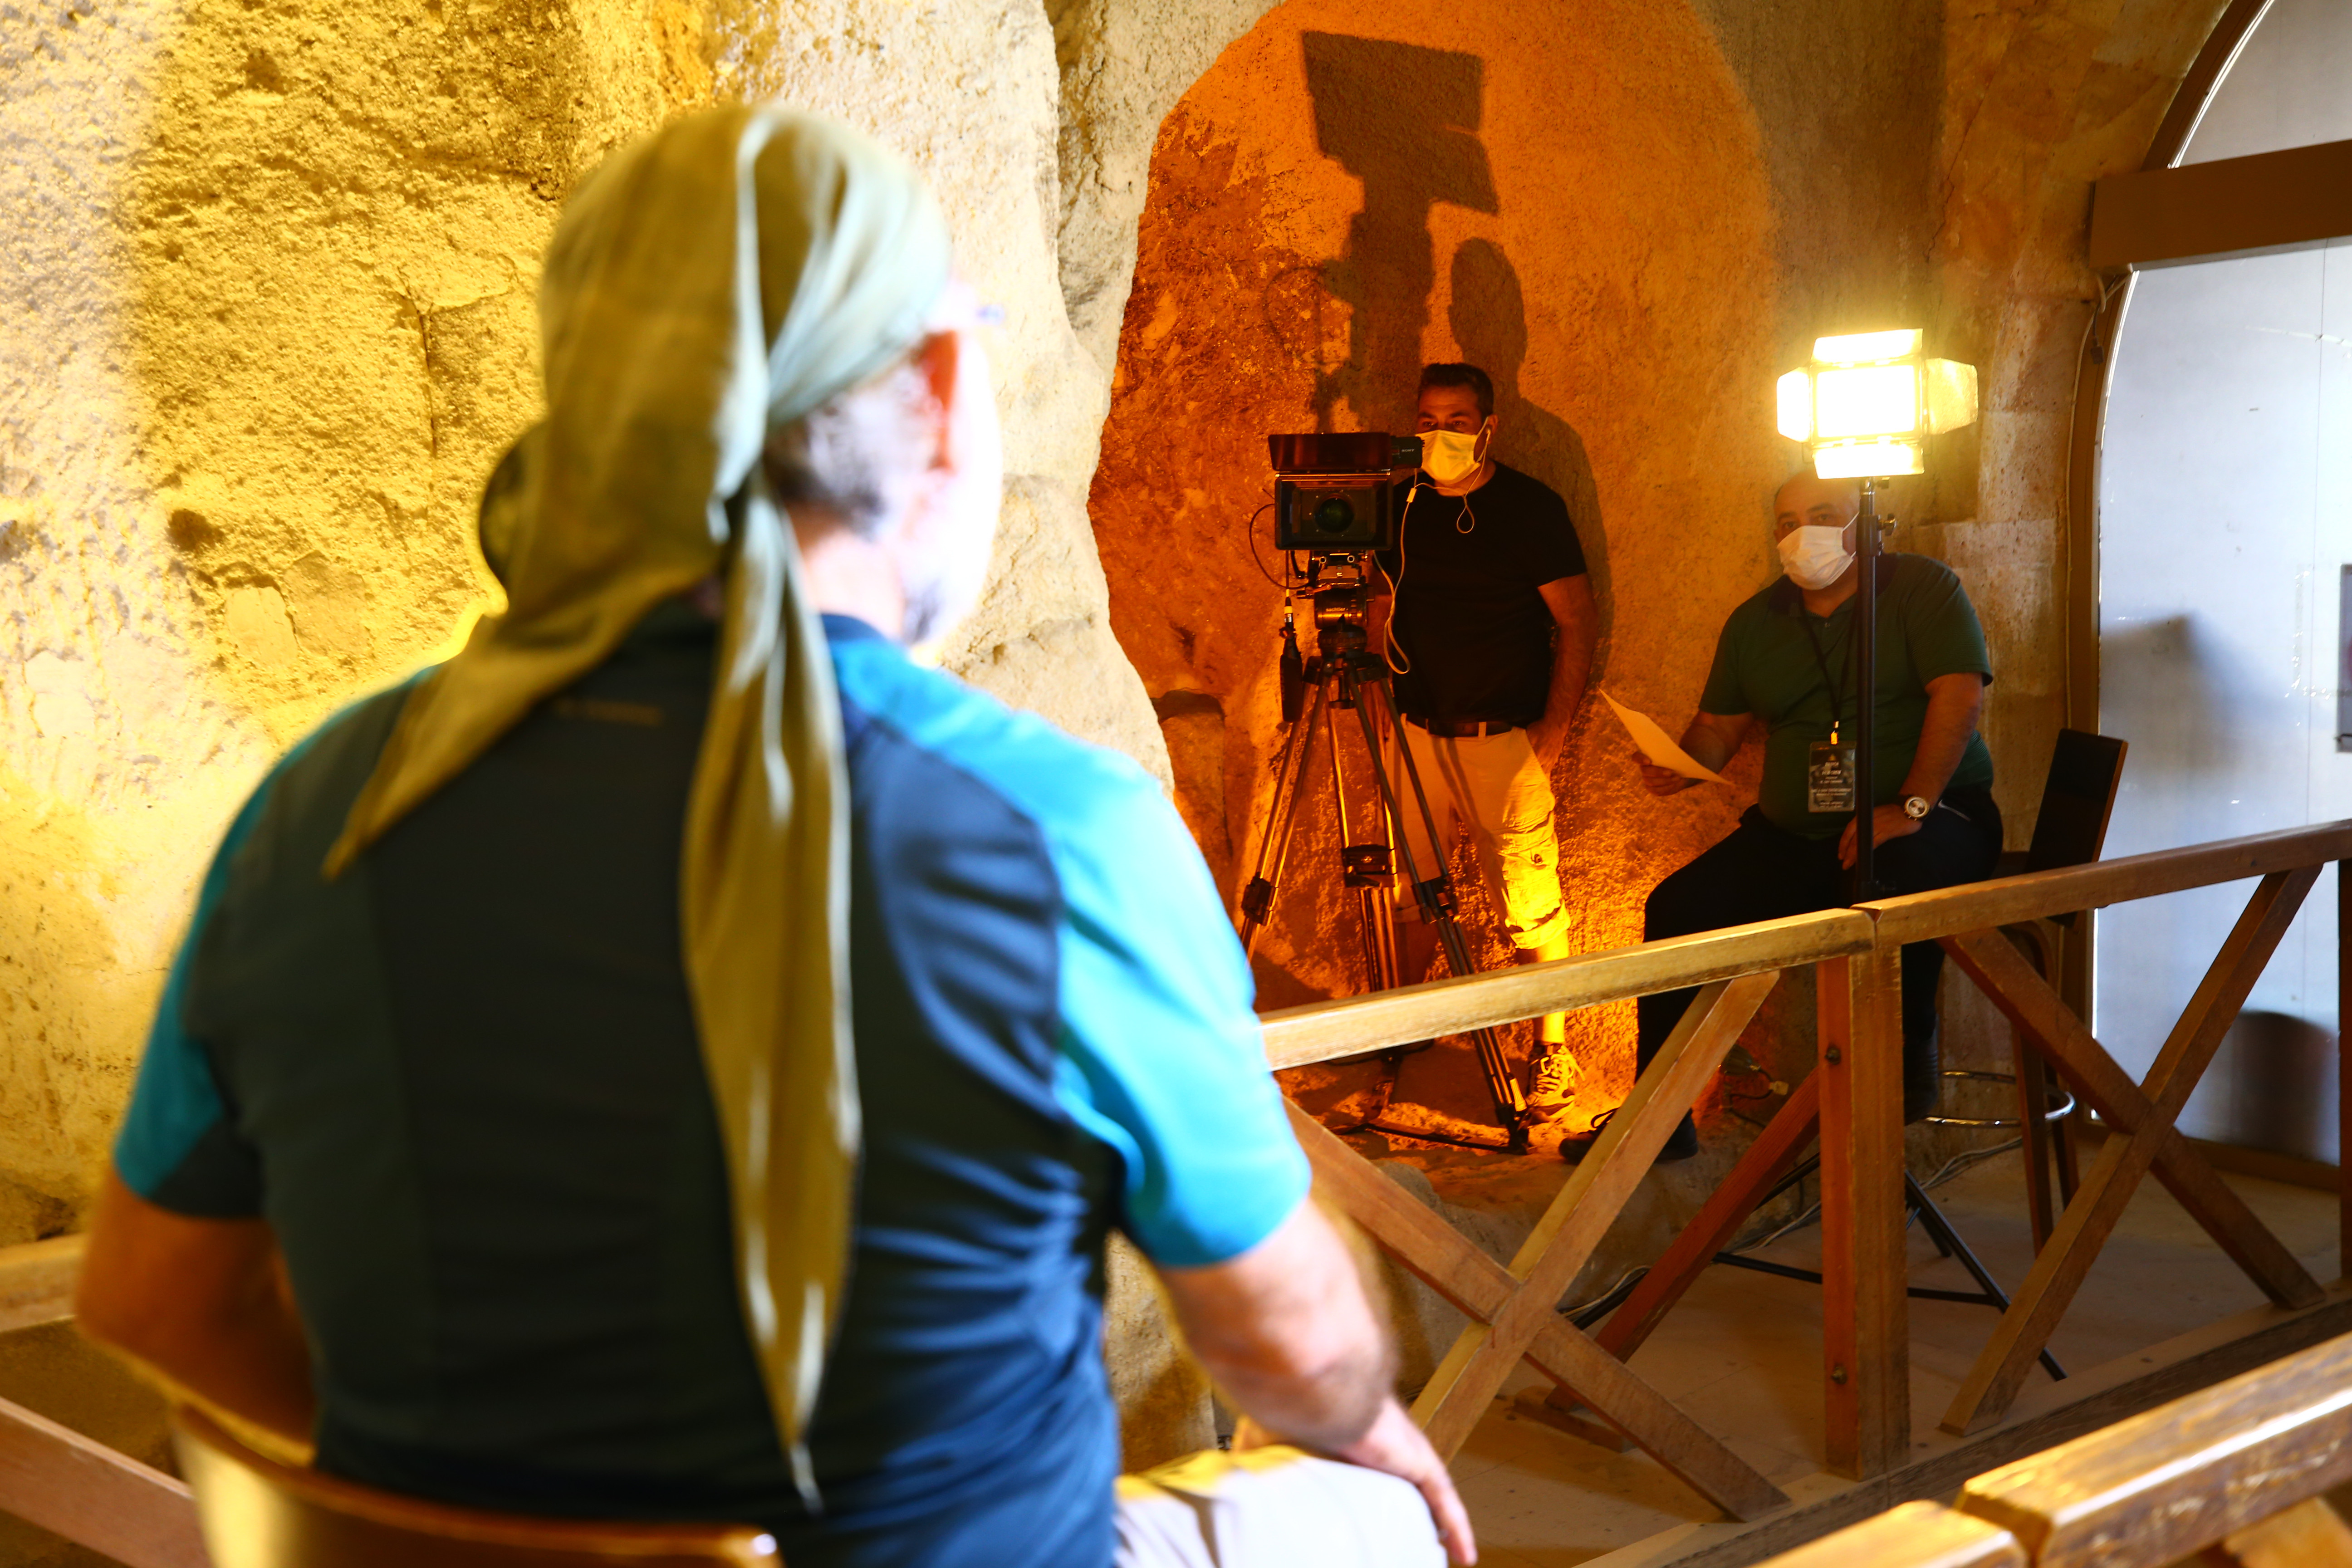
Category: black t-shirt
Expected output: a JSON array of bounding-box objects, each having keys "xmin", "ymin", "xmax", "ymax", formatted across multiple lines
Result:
[{"xmin": 1377, "ymin": 461, "xmax": 1587, "ymax": 725}]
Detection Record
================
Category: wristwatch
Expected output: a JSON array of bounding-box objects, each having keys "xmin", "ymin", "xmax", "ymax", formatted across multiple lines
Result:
[{"xmin": 1901, "ymin": 795, "xmax": 1933, "ymax": 820}]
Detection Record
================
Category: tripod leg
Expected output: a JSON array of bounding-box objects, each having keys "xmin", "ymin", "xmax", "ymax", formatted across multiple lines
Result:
[
  {"xmin": 1349, "ymin": 677, "xmax": 1529, "ymax": 1150},
  {"xmin": 1236, "ymin": 676, "xmax": 1327, "ymax": 958},
  {"xmin": 1328, "ymin": 726, "xmax": 1404, "ymax": 994}
]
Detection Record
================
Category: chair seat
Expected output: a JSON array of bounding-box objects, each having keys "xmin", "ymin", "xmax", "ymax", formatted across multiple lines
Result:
[{"xmin": 172, "ymin": 1406, "xmax": 782, "ymax": 1568}]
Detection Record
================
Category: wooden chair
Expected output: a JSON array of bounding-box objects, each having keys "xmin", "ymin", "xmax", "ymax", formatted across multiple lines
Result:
[
  {"xmin": 171, "ymin": 1406, "xmax": 781, "ymax": 1568},
  {"xmin": 1936, "ymin": 728, "xmax": 2129, "ymax": 1248},
  {"xmin": 1705, "ymin": 732, "xmax": 2131, "ymax": 1375},
  {"xmin": 1566, "ymin": 731, "xmax": 2133, "ymax": 1432}
]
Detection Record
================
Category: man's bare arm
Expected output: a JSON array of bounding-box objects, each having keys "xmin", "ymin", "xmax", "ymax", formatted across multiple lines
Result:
[
  {"xmin": 76, "ymin": 1169, "xmax": 314, "ymax": 1445},
  {"xmin": 1837, "ymin": 671, "xmax": 1988, "ymax": 866},
  {"xmin": 1528, "ymin": 575, "xmax": 1597, "ymax": 767},
  {"xmin": 1156, "ymin": 1200, "xmax": 1476, "ymax": 1563},
  {"xmin": 1637, "ymin": 710, "xmax": 1754, "ymax": 797},
  {"xmin": 1899, "ymin": 673, "xmax": 1986, "ymax": 804}
]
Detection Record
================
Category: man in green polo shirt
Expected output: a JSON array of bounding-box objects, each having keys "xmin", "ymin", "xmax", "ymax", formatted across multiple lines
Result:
[{"xmin": 1563, "ymin": 473, "xmax": 2000, "ymax": 1163}]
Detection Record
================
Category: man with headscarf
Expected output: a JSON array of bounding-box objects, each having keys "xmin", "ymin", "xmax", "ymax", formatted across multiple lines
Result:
[{"xmin": 76, "ymin": 108, "xmax": 1471, "ymax": 1568}]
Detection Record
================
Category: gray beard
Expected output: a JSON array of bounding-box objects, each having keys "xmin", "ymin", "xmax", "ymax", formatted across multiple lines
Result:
[{"xmin": 900, "ymin": 575, "xmax": 951, "ymax": 646}]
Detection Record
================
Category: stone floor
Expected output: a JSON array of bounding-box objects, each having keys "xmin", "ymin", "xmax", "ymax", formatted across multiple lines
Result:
[{"xmin": 1429, "ymin": 1140, "xmax": 2342, "ymax": 1568}]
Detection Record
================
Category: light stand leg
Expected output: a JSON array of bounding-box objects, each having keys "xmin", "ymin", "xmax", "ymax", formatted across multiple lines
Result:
[{"xmin": 1326, "ymin": 690, "xmax": 1402, "ymax": 993}]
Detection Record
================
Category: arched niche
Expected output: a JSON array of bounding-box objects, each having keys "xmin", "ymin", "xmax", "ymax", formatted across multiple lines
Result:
[{"xmin": 1091, "ymin": 0, "xmax": 1780, "ymax": 1121}]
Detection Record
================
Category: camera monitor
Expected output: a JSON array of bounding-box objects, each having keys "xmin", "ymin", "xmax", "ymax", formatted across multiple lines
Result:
[{"xmin": 1269, "ymin": 432, "xmax": 1422, "ymax": 553}]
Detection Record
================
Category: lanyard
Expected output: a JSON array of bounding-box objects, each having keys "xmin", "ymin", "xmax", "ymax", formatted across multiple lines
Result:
[{"xmin": 1798, "ymin": 612, "xmax": 1856, "ymax": 746}]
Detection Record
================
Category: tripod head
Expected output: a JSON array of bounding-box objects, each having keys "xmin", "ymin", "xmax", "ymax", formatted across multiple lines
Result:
[{"xmin": 1298, "ymin": 551, "xmax": 1376, "ymax": 655}]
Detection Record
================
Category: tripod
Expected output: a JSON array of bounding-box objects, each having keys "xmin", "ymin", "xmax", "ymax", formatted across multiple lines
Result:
[{"xmin": 1236, "ymin": 554, "xmax": 1533, "ymax": 1153}]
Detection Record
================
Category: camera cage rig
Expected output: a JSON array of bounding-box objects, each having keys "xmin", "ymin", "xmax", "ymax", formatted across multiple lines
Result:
[{"xmin": 1268, "ymin": 431, "xmax": 1421, "ymax": 554}]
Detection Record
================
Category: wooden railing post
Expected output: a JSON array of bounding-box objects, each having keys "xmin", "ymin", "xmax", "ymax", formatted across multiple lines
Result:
[{"xmin": 1817, "ymin": 945, "xmax": 1909, "ymax": 1479}]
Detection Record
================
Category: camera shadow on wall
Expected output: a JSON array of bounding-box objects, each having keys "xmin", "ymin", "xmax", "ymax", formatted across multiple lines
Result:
[{"xmin": 1303, "ymin": 33, "xmax": 1612, "ymax": 665}]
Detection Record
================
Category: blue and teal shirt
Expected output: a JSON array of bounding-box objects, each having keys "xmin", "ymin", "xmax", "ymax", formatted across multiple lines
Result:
[{"xmin": 113, "ymin": 607, "xmax": 1308, "ymax": 1568}]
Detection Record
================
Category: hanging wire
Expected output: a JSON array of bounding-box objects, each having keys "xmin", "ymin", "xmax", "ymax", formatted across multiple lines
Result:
[{"xmin": 1243, "ymin": 501, "xmax": 1284, "ymax": 588}]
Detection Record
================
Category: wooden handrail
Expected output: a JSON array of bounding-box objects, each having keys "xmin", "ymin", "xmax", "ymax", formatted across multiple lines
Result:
[
  {"xmin": 1956, "ymin": 1329, "xmax": 2352, "ymax": 1568},
  {"xmin": 1859, "ymin": 819, "xmax": 2352, "ymax": 945},
  {"xmin": 1261, "ymin": 821, "xmax": 2352, "ymax": 1071},
  {"xmin": 1259, "ymin": 910, "xmax": 1873, "ymax": 1070},
  {"xmin": 1764, "ymin": 1330, "xmax": 2352, "ymax": 1568},
  {"xmin": 0, "ymin": 1235, "xmax": 83, "ymax": 1337}
]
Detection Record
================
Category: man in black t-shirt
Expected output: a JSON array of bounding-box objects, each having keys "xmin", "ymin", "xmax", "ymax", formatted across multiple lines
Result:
[{"xmin": 1373, "ymin": 363, "xmax": 1597, "ymax": 1114}]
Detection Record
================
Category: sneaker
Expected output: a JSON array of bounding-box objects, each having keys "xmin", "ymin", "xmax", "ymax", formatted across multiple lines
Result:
[
  {"xmin": 1557, "ymin": 1108, "xmax": 1699, "ymax": 1166},
  {"xmin": 1526, "ymin": 1046, "xmax": 1577, "ymax": 1116}
]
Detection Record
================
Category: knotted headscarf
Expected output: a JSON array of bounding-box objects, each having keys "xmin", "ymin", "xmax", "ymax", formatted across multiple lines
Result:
[{"xmin": 324, "ymin": 106, "xmax": 953, "ymax": 1498}]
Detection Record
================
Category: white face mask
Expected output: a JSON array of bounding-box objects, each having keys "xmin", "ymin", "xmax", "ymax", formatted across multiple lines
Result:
[
  {"xmin": 1419, "ymin": 424, "xmax": 1487, "ymax": 487},
  {"xmin": 1777, "ymin": 523, "xmax": 1853, "ymax": 591}
]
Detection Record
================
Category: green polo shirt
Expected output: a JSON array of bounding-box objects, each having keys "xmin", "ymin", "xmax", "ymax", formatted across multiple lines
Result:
[{"xmin": 1699, "ymin": 554, "xmax": 1994, "ymax": 840}]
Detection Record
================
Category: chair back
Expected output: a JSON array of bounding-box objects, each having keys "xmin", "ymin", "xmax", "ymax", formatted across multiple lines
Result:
[
  {"xmin": 2022, "ymin": 729, "xmax": 2128, "ymax": 873},
  {"xmin": 171, "ymin": 1406, "xmax": 781, "ymax": 1568}
]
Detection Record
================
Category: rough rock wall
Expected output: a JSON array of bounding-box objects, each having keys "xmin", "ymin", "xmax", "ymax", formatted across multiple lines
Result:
[
  {"xmin": 1091, "ymin": 0, "xmax": 1786, "ymax": 1125},
  {"xmin": 1926, "ymin": 0, "xmax": 2234, "ymax": 816},
  {"xmin": 0, "ymin": 0, "xmax": 1231, "ymax": 1217},
  {"xmin": 1, "ymin": 0, "xmax": 1282, "ymax": 1484}
]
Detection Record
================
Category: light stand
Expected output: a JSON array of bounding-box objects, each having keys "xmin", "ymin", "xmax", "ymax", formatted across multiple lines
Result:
[
  {"xmin": 1777, "ymin": 331, "xmax": 1979, "ymax": 897},
  {"xmin": 1852, "ymin": 478, "xmax": 1882, "ymax": 899}
]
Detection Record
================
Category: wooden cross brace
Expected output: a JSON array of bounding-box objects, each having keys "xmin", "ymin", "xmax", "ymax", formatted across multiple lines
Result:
[
  {"xmin": 1549, "ymin": 871, "xmax": 2330, "ymax": 1470},
  {"xmin": 1932, "ymin": 865, "xmax": 2328, "ymax": 1434},
  {"xmin": 1288, "ymin": 971, "xmax": 1793, "ymax": 1522}
]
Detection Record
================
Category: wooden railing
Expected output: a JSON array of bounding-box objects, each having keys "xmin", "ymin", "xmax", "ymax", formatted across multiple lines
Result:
[
  {"xmin": 1263, "ymin": 817, "xmax": 2352, "ymax": 1519},
  {"xmin": 1757, "ymin": 1328, "xmax": 2352, "ymax": 1568},
  {"xmin": 0, "ymin": 821, "xmax": 2348, "ymax": 1566}
]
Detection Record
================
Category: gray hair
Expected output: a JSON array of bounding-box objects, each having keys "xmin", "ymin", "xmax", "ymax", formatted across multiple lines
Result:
[{"xmin": 762, "ymin": 350, "xmax": 933, "ymax": 539}]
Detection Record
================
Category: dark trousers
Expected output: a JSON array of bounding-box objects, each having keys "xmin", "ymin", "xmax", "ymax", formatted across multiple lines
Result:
[{"xmin": 1637, "ymin": 790, "xmax": 2004, "ymax": 1093}]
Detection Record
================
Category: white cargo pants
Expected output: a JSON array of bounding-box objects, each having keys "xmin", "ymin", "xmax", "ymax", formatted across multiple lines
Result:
[
  {"xmin": 1386, "ymin": 720, "xmax": 1569, "ymax": 950},
  {"xmin": 1113, "ymin": 1447, "xmax": 1446, "ymax": 1568}
]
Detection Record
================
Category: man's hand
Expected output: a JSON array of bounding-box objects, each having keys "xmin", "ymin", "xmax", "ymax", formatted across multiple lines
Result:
[
  {"xmin": 1158, "ymin": 1201, "xmax": 1477, "ymax": 1563},
  {"xmin": 1635, "ymin": 755, "xmax": 1699, "ymax": 796},
  {"xmin": 1235, "ymin": 1400, "xmax": 1476, "ymax": 1564},
  {"xmin": 1838, "ymin": 803, "xmax": 1922, "ymax": 869},
  {"xmin": 1532, "ymin": 576, "xmax": 1597, "ymax": 770},
  {"xmin": 1637, "ymin": 711, "xmax": 1750, "ymax": 799},
  {"xmin": 1526, "ymin": 716, "xmax": 1569, "ymax": 770}
]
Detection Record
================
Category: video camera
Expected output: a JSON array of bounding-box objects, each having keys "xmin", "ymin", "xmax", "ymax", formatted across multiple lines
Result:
[{"xmin": 1268, "ymin": 432, "xmax": 1422, "ymax": 553}]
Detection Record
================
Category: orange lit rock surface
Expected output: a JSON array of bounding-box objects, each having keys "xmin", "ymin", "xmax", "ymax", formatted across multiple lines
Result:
[{"xmin": 1093, "ymin": 0, "xmax": 1782, "ymax": 1132}]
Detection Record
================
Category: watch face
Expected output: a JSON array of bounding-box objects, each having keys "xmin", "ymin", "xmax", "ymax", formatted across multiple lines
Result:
[{"xmin": 1904, "ymin": 796, "xmax": 1931, "ymax": 819}]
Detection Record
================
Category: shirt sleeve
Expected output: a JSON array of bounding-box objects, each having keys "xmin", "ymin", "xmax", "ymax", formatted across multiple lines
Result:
[
  {"xmin": 113, "ymin": 776, "xmax": 273, "ymax": 1217},
  {"xmin": 1902, "ymin": 559, "xmax": 1995, "ymax": 686},
  {"xmin": 1048, "ymin": 769, "xmax": 1310, "ymax": 1269},
  {"xmin": 1698, "ymin": 610, "xmax": 1752, "ymax": 716},
  {"xmin": 1520, "ymin": 479, "xmax": 1588, "ymax": 584}
]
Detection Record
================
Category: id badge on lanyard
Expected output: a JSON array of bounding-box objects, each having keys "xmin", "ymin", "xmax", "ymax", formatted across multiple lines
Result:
[
  {"xmin": 1808, "ymin": 725, "xmax": 1857, "ymax": 814},
  {"xmin": 1800, "ymin": 608, "xmax": 1859, "ymax": 816}
]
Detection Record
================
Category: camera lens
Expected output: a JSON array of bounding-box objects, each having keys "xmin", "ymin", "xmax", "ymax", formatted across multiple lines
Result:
[{"xmin": 1313, "ymin": 497, "xmax": 1353, "ymax": 534}]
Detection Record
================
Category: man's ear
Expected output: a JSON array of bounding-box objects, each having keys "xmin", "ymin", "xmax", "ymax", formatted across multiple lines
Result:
[{"xmin": 911, "ymin": 329, "xmax": 961, "ymax": 472}]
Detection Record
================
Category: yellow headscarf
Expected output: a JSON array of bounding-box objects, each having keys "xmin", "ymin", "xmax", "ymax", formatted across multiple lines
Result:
[{"xmin": 324, "ymin": 105, "xmax": 952, "ymax": 1499}]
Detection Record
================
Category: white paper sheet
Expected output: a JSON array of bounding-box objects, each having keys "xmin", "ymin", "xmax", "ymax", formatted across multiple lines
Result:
[{"xmin": 1602, "ymin": 691, "xmax": 1728, "ymax": 784}]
